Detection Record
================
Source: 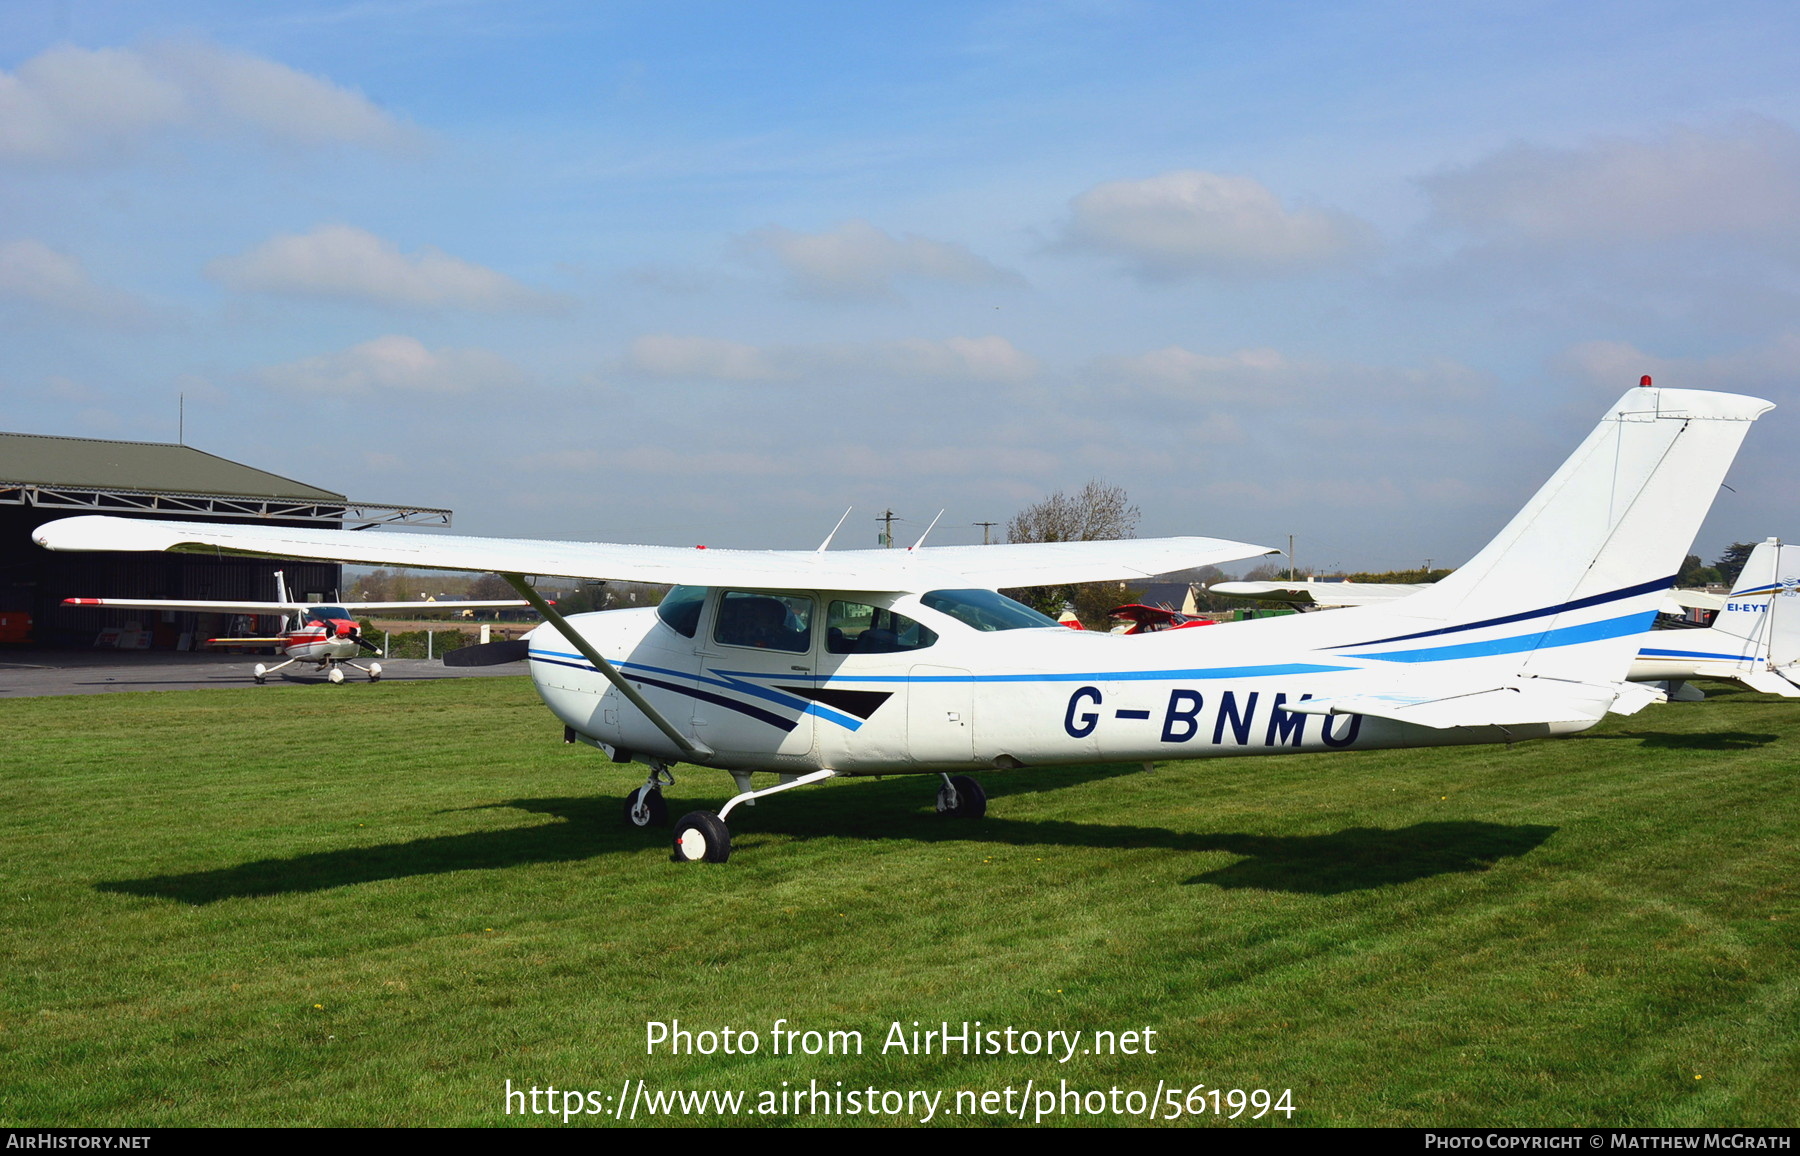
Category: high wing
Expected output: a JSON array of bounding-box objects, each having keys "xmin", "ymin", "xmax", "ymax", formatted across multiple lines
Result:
[
  {"xmin": 62, "ymin": 597, "xmax": 530, "ymax": 615},
  {"xmin": 36, "ymin": 516, "xmax": 1277, "ymax": 593}
]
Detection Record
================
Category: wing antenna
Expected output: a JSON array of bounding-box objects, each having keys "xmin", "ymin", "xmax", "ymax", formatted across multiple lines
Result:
[
  {"xmin": 909, "ymin": 510, "xmax": 946, "ymax": 551},
  {"xmin": 816, "ymin": 507, "xmax": 853, "ymax": 553}
]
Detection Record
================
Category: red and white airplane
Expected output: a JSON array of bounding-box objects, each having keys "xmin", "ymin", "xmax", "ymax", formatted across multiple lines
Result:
[{"xmin": 64, "ymin": 572, "xmax": 529, "ymax": 683}]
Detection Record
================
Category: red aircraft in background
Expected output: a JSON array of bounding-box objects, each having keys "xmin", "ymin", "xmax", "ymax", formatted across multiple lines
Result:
[{"xmin": 64, "ymin": 571, "xmax": 530, "ymax": 683}]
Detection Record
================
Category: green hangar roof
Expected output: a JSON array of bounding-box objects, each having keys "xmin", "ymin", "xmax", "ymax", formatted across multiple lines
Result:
[
  {"xmin": 0, "ymin": 432, "xmax": 450, "ymax": 526},
  {"xmin": 0, "ymin": 432, "xmax": 343, "ymax": 500}
]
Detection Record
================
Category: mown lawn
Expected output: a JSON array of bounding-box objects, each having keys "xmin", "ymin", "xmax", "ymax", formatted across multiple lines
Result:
[{"xmin": 1, "ymin": 677, "xmax": 1794, "ymax": 1127}]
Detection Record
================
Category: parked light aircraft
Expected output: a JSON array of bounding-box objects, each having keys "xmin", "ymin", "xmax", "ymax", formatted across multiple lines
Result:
[
  {"xmin": 63, "ymin": 571, "xmax": 529, "ymax": 683},
  {"xmin": 1211, "ymin": 539, "xmax": 1800, "ymax": 699},
  {"xmin": 33, "ymin": 382, "xmax": 1768, "ymax": 862}
]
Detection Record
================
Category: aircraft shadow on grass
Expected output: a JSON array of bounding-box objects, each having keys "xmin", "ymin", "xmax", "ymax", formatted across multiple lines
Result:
[
  {"xmin": 95, "ymin": 775, "xmax": 1557, "ymax": 903},
  {"xmin": 1580, "ymin": 731, "xmax": 1779, "ymax": 750}
]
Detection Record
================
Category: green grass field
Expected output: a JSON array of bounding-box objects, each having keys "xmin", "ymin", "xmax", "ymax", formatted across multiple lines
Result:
[{"xmin": 1, "ymin": 677, "xmax": 1795, "ymax": 1128}]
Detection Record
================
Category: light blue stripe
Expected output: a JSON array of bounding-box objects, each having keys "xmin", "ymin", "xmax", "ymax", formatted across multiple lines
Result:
[
  {"xmin": 842, "ymin": 663, "xmax": 1356, "ymax": 683},
  {"xmin": 1345, "ymin": 612, "xmax": 1652, "ymax": 663}
]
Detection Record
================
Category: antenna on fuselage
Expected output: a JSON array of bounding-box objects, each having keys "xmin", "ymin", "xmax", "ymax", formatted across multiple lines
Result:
[{"xmin": 816, "ymin": 507, "xmax": 853, "ymax": 552}]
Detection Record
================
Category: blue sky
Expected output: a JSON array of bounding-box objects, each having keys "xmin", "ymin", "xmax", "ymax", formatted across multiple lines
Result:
[{"xmin": 4, "ymin": 1, "xmax": 1799, "ymax": 572}]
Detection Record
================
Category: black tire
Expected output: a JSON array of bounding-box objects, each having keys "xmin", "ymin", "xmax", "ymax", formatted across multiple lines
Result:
[
  {"xmin": 671, "ymin": 811, "xmax": 731, "ymax": 863},
  {"xmin": 936, "ymin": 775, "xmax": 987, "ymax": 819},
  {"xmin": 623, "ymin": 786, "xmax": 669, "ymax": 828}
]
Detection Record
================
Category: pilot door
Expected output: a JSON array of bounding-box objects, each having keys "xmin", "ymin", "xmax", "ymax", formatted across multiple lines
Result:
[{"xmin": 692, "ymin": 590, "xmax": 819, "ymax": 767}]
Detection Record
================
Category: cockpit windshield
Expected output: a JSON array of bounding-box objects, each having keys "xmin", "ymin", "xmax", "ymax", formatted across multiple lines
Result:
[
  {"xmin": 305, "ymin": 606, "xmax": 351, "ymax": 622},
  {"xmin": 920, "ymin": 589, "xmax": 1059, "ymax": 632}
]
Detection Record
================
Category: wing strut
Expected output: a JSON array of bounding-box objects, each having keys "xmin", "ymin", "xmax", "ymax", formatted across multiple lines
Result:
[{"xmin": 502, "ymin": 574, "xmax": 714, "ymax": 760}]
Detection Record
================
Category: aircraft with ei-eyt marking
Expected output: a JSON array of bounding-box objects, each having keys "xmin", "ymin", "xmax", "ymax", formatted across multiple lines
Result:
[{"xmin": 1212, "ymin": 539, "xmax": 1800, "ymax": 700}]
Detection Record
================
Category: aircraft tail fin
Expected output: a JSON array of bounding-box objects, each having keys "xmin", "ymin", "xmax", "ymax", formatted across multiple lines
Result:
[{"xmin": 1340, "ymin": 384, "xmax": 1771, "ymax": 689}]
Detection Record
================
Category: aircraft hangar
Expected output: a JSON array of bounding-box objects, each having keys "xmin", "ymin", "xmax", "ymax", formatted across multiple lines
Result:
[{"xmin": 0, "ymin": 431, "xmax": 451, "ymax": 648}]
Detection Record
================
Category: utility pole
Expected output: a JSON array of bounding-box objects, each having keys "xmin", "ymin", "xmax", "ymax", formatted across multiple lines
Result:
[
  {"xmin": 1288, "ymin": 534, "xmax": 1296, "ymax": 581},
  {"xmin": 975, "ymin": 521, "xmax": 997, "ymax": 545},
  {"xmin": 878, "ymin": 509, "xmax": 897, "ymax": 548}
]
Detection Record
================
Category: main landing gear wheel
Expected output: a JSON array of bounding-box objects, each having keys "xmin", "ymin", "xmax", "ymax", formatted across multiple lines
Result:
[
  {"xmin": 936, "ymin": 775, "xmax": 987, "ymax": 819},
  {"xmin": 671, "ymin": 811, "xmax": 730, "ymax": 863},
  {"xmin": 253, "ymin": 664, "xmax": 267, "ymax": 685},
  {"xmin": 368, "ymin": 663, "xmax": 382, "ymax": 683},
  {"xmin": 623, "ymin": 786, "xmax": 669, "ymax": 828}
]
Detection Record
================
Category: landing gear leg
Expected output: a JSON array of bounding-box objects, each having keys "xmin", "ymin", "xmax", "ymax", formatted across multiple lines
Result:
[
  {"xmin": 253, "ymin": 658, "xmax": 298, "ymax": 685},
  {"xmin": 623, "ymin": 765, "xmax": 675, "ymax": 828},
  {"xmin": 669, "ymin": 769, "xmax": 837, "ymax": 864}
]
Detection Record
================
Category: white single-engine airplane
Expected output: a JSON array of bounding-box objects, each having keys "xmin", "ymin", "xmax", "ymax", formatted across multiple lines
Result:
[
  {"xmin": 62, "ymin": 573, "xmax": 529, "ymax": 683},
  {"xmin": 34, "ymin": 382, "xmax": 1769, "ymax": 862},
  {"xmin": 1211, "ymin": 539, "xmax": 1800, "ymax": 699}
]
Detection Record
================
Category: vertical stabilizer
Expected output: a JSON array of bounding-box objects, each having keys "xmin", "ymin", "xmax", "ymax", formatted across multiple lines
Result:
[{"xmin": 1366, "ymin": 385, "xmax": 1772, "ymax": 685}]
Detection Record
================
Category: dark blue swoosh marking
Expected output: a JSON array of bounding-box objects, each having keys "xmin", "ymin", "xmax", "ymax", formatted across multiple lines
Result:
[
  {"xmin": 530, "ymin": 649, "xmax": 860, "ymax": 732},
  {"xmin": 1339, "ymin": 574, "xmax": 1676, "ymax": 649}
]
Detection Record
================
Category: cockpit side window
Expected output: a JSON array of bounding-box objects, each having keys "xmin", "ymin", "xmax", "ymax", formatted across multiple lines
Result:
[
  {"xmin": 656, "ymin": 585, "xmax": 707, "ymax": 638},
  {"xmin": 919, "ymin": 588, "xmax": 1059, "ymax": 631},
  {"xmin": 714, "ymin": 592, "xmax": 813, "ymax": 653},
  {"xmin": 826, "ymin": 601, "xmax": 938, "ymax": 654}
]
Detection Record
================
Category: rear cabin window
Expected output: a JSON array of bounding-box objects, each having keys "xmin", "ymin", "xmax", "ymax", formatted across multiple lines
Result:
[
  {"xmin": 656, "ymin": 585, "xmax": 707, "ymax": 637},
  {"xmin": 920, "ymin": 588, "xmax": 1059, "ymax": 631},
  {"xmin": 714, "ymin": 592, "xmax": 813, "ymax": 653},
  {"xmin": 826, "ymin": 601, "xmax": 938, "ymax": 654}
]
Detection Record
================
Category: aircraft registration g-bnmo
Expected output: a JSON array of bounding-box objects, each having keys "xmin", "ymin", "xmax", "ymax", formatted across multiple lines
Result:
[{"xmin": 33, "ymin": 381, "xmax": 1771, "ymax": 863}]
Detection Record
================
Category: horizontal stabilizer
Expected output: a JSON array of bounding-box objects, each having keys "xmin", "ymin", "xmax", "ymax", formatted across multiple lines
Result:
[
  {"xmin": 1734, "ymin": 669, "xmax": 1800, "ymax": 698},
  {"xmin": 1289, "ymin": 676, "xmax": 1650, "ymax": 729}
]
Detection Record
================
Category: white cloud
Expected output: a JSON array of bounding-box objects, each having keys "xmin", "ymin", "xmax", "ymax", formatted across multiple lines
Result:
[
  {"xmin": 0, "ymin": 239, "xmax": 143, "ymax": 317},
  {"xmin": 1085, "ymin": 344, "xmax": 1482, "ymax": 406},
  {"xmin": 739, "ymin": 219, "xmax": 1021, "ymax": 299},
  {"xmin": 626, "ymin": 333, "xmax": 1038, "ymax": 384},
  {"xmin": 1063, "ymin": 170, "xmax": 1376, "ymax": 279},
  {"xmin": 626, "ymin": 335, "xmax": 783, "ymax": 381},
  {"xmin": 157, "ymin": 41, "xmax": 412, "ymax": 150},
  {"xmin": 252, "ymin": 335, "xmax": 526, "ymax": 395},
  {"xmin": 0, "ymin": 41, "xmax": 413, "ymax": 163},
  {"xmin": 1422, "ymin": 119, "xmax": 1800, "ymax": 251},
  {"xmin": 208, "ymin": 225, "xmax": 557, "ymax": 311}
]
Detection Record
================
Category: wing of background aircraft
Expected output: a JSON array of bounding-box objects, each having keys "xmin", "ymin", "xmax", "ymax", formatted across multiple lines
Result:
[
  {"xmin": 1209, "ymin": 580, "xmax": 1430, "ymax": 606},
  {"xmin": 37, "ymin": 517, "xmax": 1278, "ymax": 593},
  {"xmin": 61, "ymin": 597, "xmax": 532, "ymax": 615}
]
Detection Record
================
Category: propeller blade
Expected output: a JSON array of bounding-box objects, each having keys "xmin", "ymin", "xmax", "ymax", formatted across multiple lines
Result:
[
  {"xmin": 355, "ymin": 634, "xmax": 382, "ymax": 654},
  {"xmin": 443, "ymin": 639, "xmax": 531, "ymax": 667}
]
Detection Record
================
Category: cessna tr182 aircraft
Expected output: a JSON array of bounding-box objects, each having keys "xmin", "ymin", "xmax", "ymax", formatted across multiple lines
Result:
[
  {"xmin": 62, "ymin": 572, "xmax": 529, "ymax": 683},
  {"xmin": 1211, "ymin": 539, "xmax": 1800, "ymax": 699},
  {"xmin": 34, "ymin": 382, "xmax": 1769, "ymax": 862}
]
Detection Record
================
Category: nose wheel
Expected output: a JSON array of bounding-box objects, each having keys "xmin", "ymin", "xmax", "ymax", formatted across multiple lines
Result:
[
  {"xmin": 623, "ymin": 785, "xmax": 669, "ymax": 828},
  {"xmin": 935, "ymin": 774, "xmax": 987, "ymax": 819}
]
